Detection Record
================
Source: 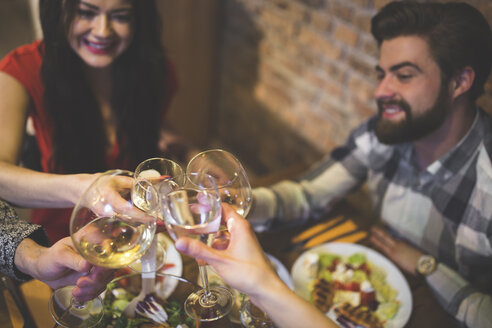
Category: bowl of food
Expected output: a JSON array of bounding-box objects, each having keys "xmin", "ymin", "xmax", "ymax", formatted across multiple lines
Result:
[{"xmin": 95, "ymin": 271, "xmax": 200, "ymax": 327}]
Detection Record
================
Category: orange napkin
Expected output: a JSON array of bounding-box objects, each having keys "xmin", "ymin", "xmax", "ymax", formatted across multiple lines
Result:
[
  {"xmin": 302, "ymin": 220, "xmax": 358, "ymax": 249},
  {"xmin": 291, "ymin": 216, "xmax": 345, "ymax": 244},
  {"xmin": 330, "ymin": 231, "xmax": 368, "ymax": 244}
]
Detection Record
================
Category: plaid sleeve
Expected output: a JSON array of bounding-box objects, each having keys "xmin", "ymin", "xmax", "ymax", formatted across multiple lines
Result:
[
  {"xmin": 0, "ymin": 200, "xmax": 50, "ymax": 281},
  {"xmin": 248, "ymin": 120, "xmax": 375, "ymax": 231},
  {"xmin": 427, "ymin": 263, "xmax": 492, "ymax": 327}
]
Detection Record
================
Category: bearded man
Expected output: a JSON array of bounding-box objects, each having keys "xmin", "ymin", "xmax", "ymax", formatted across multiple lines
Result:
[{"xmin": 249, "ymin": 2, "xmax": 492, "ymax": 327}]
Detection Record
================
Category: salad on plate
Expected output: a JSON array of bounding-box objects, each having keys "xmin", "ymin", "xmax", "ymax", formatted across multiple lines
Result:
[
  {"xmin": 291, "ymin": 243, "xmax": 412, "ymax": 328},
  {"xmin": 94, "ymin": 233, "xmax": 190, "ymax": 327},
  {"xmin": 95, "ymin": 273, "xmax": 196, "ymax": 328}
]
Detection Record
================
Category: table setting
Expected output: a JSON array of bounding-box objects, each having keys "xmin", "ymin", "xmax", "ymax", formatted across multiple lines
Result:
[{"xmin": 2, "ymin": 149, "xmax": 455, "ymax": 328}]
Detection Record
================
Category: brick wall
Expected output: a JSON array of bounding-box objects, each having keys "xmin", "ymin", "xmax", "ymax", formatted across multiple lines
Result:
[{"xmin": 214, "ymin": 0, "xmax": 492, "ymax": 176}]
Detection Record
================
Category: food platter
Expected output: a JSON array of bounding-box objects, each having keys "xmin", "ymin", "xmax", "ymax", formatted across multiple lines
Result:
[{"xmin": 291, "ymin": 243, "xmax": 412, "ymax": 328}]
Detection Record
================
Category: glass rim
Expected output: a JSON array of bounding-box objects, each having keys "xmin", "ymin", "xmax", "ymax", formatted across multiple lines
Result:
[
  {"xmin": 135, "ymin": 157, "xmax": 184, "ymax": 177},
  {"xmin": 187, "ymin": 148, "xmax": 245, "ymax": 171}
]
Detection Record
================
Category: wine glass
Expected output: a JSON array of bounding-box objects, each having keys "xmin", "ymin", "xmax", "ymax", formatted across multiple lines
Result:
[
  {"xmin": 187, "ymin": 149, "xmax": 252, "ymax": 217},
  {"xmin": 240, "ymin": 299, "xmax": 274, "ymax": 328},
  {"xmin": 161, "ymin": 172, "xmax": 234, "ymax": 321},
  {"xmin": 49, "ymin": 170, "xmax": 159, "ymax": 327},
  {"xmin": 129, "ymin": 157, "xmax": 184, "ymax": 273},
  {"xmin": 187, "ymin": 149, "xmax": 252, "ymax": 250},
  {"xmin": 186, "ymin": 149, "xmax": 252, "ymax": 322}
]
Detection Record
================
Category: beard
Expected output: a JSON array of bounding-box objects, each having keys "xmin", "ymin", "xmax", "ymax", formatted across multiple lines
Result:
[{"xmin": 374, "ymin": 83, "xmax": 451, "ymax": 145}]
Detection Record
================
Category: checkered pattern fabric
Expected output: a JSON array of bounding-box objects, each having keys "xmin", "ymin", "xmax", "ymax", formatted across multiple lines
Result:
[{"xmin": 250, "ymin": 108, "xmax": 492, "ymax": 327}]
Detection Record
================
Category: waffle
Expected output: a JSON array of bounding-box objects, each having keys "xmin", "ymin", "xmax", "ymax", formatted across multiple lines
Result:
[
  {"xmin": 311, "ymin": 278, "xmax": 335, "ymax": 313},
  {"xmin": 334, "ymin": 302, "xmax": 383, "ymax": 328}
]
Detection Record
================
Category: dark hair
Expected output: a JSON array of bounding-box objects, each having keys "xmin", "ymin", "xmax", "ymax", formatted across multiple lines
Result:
[
  {"xmin": 39, "ymin": 0, "xmax": 169, "ymax": 173},
  {"xmin": 371, "ymin": 1, "xmax": 492, "ymax": 101}
]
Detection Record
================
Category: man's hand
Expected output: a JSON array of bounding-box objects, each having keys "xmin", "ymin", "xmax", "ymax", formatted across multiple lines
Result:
[
  {"xmin": 15, "ymin": 236, "xmax": 114, "ymax": 302},
  {"xmin": 370, "ymin": 226, "xmax": 423, "ymax": 275}
]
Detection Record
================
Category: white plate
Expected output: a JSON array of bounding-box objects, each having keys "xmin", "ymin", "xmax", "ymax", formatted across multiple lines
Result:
[
  {"xmin": 155, "ymin": 233, "xmax": 183, "ymax": 298},
  {"xmin": 291, "ymin": 243, "xmax": 412, "ymax": 328},
  {"xmin": 157, "ymin": 233, "xmax": 183, "ymax": 276}
]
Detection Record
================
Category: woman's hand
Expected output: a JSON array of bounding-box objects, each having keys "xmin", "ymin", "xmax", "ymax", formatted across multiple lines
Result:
[
  {"xmin": 175, "ymin": 204, "xmax": 277, "ymax": 297},
  {"xmin": 175, "ymin": 204, "xmax": 337, "ymax": 328}
]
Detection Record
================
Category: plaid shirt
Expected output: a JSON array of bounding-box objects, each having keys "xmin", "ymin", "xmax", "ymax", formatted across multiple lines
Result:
[{"xmin": 250, "ymin": 108, "xmax": 492, "ymax": 327}]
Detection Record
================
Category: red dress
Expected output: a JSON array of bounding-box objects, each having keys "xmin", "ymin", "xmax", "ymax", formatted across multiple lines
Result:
[{"xmin": 0, "ymin": 40, "xmax": 177, "ymax": 244}]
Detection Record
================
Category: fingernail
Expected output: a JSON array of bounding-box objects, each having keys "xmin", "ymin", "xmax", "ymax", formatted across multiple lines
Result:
[
  {"xmin": 227, "ymin": 217, "xmax": 234, "ymax": 230},
  {"xmin": 175, "ymin": 239, "xmax": 186, "ymax": 252},
  {"xmin": 78, "ymin": 259, "xmax": 88, "ymax": 272}
]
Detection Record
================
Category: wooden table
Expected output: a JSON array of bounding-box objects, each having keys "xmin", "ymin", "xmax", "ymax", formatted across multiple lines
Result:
[
  {"xmin": 255, "ymin": 195, "xmax": 457, "ymax": 328},
  {"xmin": 180, "ymin": 191, "xmax": 457, "ymax": 327},
  {"xmin": 0, "ymin": 187, "xmax": 457, "ymax": 327}
]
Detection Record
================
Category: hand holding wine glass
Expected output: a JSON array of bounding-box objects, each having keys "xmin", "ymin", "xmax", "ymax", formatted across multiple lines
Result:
[
  {"xmin": 161, "ymin": 171, "xmax": 233, "ymax": 322},
  {"xmin": 49, "ymin": 170, "xmax": 159, "ymax": 327},
  {"xmin": 175, "ymin": 204, "xmax": 338, "ymax": 328},
  {"xmin": 130, "ymin": 157, "xmax": 184, "ymax": 273}
]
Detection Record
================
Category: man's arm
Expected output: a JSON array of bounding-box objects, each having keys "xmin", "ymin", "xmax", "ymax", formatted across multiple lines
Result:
[
  {"xmin": 248, "ymin": 119, "xmax": 376, "ymax": 231},
  {"xmin": 427, "ymin": 264, "xmax": 492, "ymax": 328},
  {"xmin": 0, "ymin": 200, "xmax": 113, "ymax": 302},
  {"xmin": 0, "ymin": 200, "xmax": 50, "ymax": 280},
  {"xmin": 371, "ymin": 227, "xmax": 492, "ymax": 328},
  {"xmin": 14, "ymin": 236, "xmax": 113, "ymax": 302}
]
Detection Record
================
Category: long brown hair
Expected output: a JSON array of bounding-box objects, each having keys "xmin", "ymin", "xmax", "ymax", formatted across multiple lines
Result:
[{"xmin": 39, "ymin": 0, "xmax": 170, "ymax": 173}]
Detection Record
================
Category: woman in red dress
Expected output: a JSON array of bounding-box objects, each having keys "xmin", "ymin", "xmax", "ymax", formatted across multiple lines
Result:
[{"xmin": 0, "ymin": 0, "xmax": 186, "ymax": 244}]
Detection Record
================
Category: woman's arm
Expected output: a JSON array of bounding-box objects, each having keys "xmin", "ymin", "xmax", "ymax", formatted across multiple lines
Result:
[
  {"xmin": 0, "ymin": 72, "xmax": 96, "ymax": 208},
  {"xmin": 175, "ymin": 204, "xmax": 337, "ymax": 328}
]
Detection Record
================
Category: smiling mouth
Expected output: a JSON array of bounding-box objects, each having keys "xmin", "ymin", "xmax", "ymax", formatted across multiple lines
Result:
[
  {"xmin": 83, "ymin": 39, "xmax": 115, "ymax": 53},
  {"xmin": 378, "ymin": 102, "xmax": 407, "ymax": 119},
  {"xmin": 382, "ymin": 105, "xmax": 402, "ymax": 114}
]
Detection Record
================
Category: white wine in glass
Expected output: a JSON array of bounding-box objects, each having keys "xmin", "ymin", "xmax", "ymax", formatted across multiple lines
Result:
[
  {"xmin": 162, "ymin": 172, "xmax": 233, "ymax": 322},
  {"xmin": 130, "ymin": 157, "xmax": 184, "ymax": 273},
  {"xmin": 49, "ymin": 170, "xmax": 159, "ymax": 327},
  {"xmin": 187, "ymin": 149, "xmax": 252, "ymax": 217}
]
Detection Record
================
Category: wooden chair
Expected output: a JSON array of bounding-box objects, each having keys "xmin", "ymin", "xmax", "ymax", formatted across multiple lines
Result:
[{"xmin": 1, "ymin": 274, "xmax": 37, "ymax": 328}]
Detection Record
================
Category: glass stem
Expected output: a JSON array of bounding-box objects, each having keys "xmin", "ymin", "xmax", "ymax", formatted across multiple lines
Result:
[
  {"xmin": 199, "ymin": 265, "xmax": 212, "ymax": 300},
  {"xmin": 72, "ymin": 298, "xmax": 85, "ymax": 310}
]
